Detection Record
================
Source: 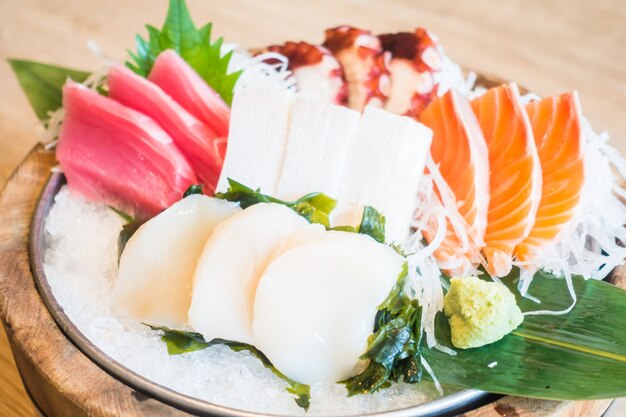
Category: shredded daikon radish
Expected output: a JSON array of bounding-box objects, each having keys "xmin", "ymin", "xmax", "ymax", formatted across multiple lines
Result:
[
  {"xmin": 435, "ymin": 53, "xmax": 480, "ymax": 99},
  {"xmin": 525, "ymin": 118, "xmax": 626, "ymax": 286},
  {"xmin": 523, "ymin": 265, "xmax": 577, "ymax": 316},
  {"xmin": 420, "ymin": 356, "xmax": 443, "ymax": 395},
  {"xmin": 434, "ymin": 344, "xmax": 457, "ymax": 357},
  {"xmin": 409, "ymin": 155, "xmax": 479, "ymax": 276},
  {"xmin": 223, "ymin": 44, "xmax": 295, "ymax": 92}
]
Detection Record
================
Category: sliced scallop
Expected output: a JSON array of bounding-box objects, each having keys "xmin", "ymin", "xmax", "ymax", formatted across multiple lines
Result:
[
  {"xmin": 188, "ymin": 203, "xmax": 325, "ymax": 344},
  {"xmin": 253, "ymin": 231, "xmax": 404, "ymax": 384},
  {"xmin": 114, "ymin": 195, "xmax": 241, "ymax": 328}
]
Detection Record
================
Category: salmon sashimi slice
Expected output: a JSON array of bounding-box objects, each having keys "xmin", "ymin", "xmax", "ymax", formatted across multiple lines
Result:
[
  {"xmin": 471, "ymin": 83, "xmax": 542, "ymax": 277},
  {"xmin": 57, "ymin": 82, "xmax": 197, "ymax": 218},
  {"xmin": 419, "ymin": 89, "xmax": 490, "ymax": 275},
  {"xmin": 515, "ymin": 92, "xmax": 584, "ymax": 262},
  {"xmin": 108, "ymin": 65, "xmax": 222, "ymax": 192},
  {"xmin": 149, "ymin": 50, "xmax": 230, "ymax": 138}
]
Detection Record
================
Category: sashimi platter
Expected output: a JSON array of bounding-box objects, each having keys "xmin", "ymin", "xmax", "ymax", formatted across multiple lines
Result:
[{"xmin": 7, "ymin": 0, "xmax": 626, "ymax": 416}]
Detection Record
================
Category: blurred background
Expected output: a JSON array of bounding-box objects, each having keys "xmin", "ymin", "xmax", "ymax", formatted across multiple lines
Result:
[{"xmin": 0, "ymin": 0, "xmax": 624, "ymax": 415}]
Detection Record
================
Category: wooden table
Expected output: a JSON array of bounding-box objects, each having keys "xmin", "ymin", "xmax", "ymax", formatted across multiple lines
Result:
[{"xmin": 0, "ymin": 1, "xmax": 624, "ymax": 416}]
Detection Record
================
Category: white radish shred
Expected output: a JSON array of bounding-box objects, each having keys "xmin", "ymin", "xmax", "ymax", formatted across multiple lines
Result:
[
  {"xmin": 435, "ymin": 56, "xmax": 626, "ymax": 318},
  {"xmin": 222, "ymin": 44, "xmax": 296, "ymax": 92},
  {"xmin": 511, "ymin": 115, "xmax": 626, "ymax": 313},
  {"xmin": 420, "ymin": 356, "xmax": 443, "ymax": 395}
]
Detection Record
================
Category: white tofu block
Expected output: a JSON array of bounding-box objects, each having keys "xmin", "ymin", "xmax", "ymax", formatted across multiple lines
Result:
[
  {"xmin": 217, "ymin": 88, "xmax": 295, "ymax": 194},
  {"xmin": 334, "ymin": 106, "xmax": 433, "ymax": 245},
  {"xmin": 276, "ymin": 97, "xmax": 360, "ymax": 200}
]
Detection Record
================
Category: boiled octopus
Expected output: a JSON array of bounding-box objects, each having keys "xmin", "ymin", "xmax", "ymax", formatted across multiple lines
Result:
[
  {"xmin": 323, "ymin": 26, "xmax": 390, "ymax": 111},
  {"xmin": 267, "ymin": 41, "xmax": 347, "ymax": 105},
  {"xmin": 379, "ymin": 28, "xmax": 442, "ymax": 117}
]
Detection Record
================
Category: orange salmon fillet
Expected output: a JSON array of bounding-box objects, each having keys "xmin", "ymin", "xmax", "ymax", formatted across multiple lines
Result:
[
  {"xmin": 471, "ymin": 83, "xmax": 542, "ymax": 277},
  {"xmin": 515, "ymin": 92, "xmax": 584, "ymax": 262},
  {"xmin": 420, "ymin": 89, "xmax": 490, "ymax": 275}
]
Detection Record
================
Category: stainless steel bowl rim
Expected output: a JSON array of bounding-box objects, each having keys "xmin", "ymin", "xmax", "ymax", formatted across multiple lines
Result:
[{"xmin": 29, "ymin": 172, "xmax": 494, "ymax": 417}]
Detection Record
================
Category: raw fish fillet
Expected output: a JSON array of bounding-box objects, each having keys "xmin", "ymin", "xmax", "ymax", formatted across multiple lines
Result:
[
  {"xmin": 334, "ymin": 106, "xmax": 432, "ymax": 245},
  {"xmin": 471, "ymin": 83, "xmax": 542, "ymax": 277},
  {"xmin": 149, "ymin": 50, "xmax": 230, "ymax": 138},
  {"xmin": 515, "ymin": 92, "xmax": 584, "ymax": 262},
  {"xmin": 420, "ymin": 89, "xmax": 489, "ymax": 274},
  {"xmin": 57, "ymin": 82, "xmax": 197, "ymax": 218},
  {"xmin": 216, "ymin": 88, "xmax": 295, "ymax": 194},
  {"xmin": 275, "ymin": 97, "xmax": 360, "ymax": 199},
  {"xmin": 108, "ymin": 65, "xmax": 222, "ymax": 192}
]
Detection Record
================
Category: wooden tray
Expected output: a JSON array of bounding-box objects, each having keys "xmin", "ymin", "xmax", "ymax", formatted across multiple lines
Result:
[{"xmin": 0, "ymin": 144, "xmax": 618, "ymax": 417}]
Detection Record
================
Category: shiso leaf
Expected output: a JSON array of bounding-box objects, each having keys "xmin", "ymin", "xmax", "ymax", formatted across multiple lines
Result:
[
  {"xmin": 183, "ymin": 184, "xmax": 204, "ymax": 197},
  {"xmin": 342, "ymin": 262, "xmax": 424, "ymax": 395},
  {"xmin": 423, "ymin": 268, "xmax": 626, "ymax": 400},
  {"xmin": 215, "ymin": 178, "xmax": 336, "ymax": 228},
  {"xmin": 8, "ymin": 59, "xmax": 90, "ymax": 125},
  {"xmin": 146, "ymin": 325, "xmax": 311, "ymax": 410},
  {"xmin": 125, "ymin": 0, "xmax": 241, "ymax": 105}
]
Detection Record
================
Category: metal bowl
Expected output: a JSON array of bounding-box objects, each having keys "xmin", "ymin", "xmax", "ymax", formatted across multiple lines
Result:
[{"xmin": 29, "ymin": 171, "xmax": 495, "ymax": 417}]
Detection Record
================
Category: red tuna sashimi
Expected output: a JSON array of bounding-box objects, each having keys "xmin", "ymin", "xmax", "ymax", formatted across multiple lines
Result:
[
  {"xmin": 108, "ymin": 64, "xmax": 222, "ymax": 193},
  {"xmin": 57, "ymin": 82, "xmax": 197, "ymax": 218},
  {"xmin": 149, "ymin": 50, "xmax": 230, "ymax": 138}
]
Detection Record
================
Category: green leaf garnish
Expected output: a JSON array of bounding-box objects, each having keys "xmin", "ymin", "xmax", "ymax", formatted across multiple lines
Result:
[
  {"xmin": 215, "ymin": 178, "xmax": 336, "ymax": 228},
  {"xmin": 8, "ymin": 59, "xmax": 90, "ymax": 125},
  {"xmin": 183, "ymin": 184, "xmax": 204, "ymax": 197},
  {"xmin": 126, "ymin": 0, "xmax": 241, "ymax": 105},
  {"xmin": 109, "ymin": 206, "xmax": 135, "ymax": 223},
  {"xmin": 422, "ymin": 268, "xmax": 626, "ymax": 400},
  {"xmin": 117, "ymin": 217, "xmax": 145, "ymax": 261},
  {"xmin": 357, "ymin": 206, "xmax": 386, "ymax": 243},
  {"xmin": 342, "ymin": 262, "xmax": 423, "ymax": 395},
  {"xmin": 146, "ymin": 325, "xmax": 310, "ymax": 410}
]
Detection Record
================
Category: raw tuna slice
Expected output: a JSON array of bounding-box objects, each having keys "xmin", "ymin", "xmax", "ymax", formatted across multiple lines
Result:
[
  {"xmin": 108, "ymin": 64, "xmax": 222, "ymax": 192},
  {"xmin": 420, "ymin": 89, "xmax": 489, "ymax": 275},
  {"xmin": 57, "ymin": 82, "xmax": 197, "ymax": 218},
  {"xmin": 149, "ymin": 50, "xmax": 230, "ymax": 138},
  {"xmin": 471, "ymin": 83, "xmax": 542, "ymax": 277},
  {"xmin": 515, "ymin": 92, "xmax": 584, "ymax": 262}
]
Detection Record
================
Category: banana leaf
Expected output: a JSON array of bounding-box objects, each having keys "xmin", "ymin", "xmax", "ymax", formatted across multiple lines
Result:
[
  {"xmin": 422, "ymin": 268, "xmax": 626, "ymax": 399},
  {"xmin": 8, "ymin": 59, "xmax": 90, "ymax": 124}
]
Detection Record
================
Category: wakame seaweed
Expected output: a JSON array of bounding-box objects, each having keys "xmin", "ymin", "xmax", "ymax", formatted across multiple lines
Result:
[
  {"xmin": 215, "ymin": 178, "xmax": 336, "ymax": 228},
  {"xmin": 342, "ymin": 262, "xmax": 424, "ymax": 395},
  {"xmin": 146, "ymin": 325, "xmax": 311, "ymax": 410}
]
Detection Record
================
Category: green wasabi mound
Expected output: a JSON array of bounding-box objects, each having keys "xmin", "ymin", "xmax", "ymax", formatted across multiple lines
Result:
[{"xmin": 443, "ymin": 276, "xmax": 524, "ymax": 349}]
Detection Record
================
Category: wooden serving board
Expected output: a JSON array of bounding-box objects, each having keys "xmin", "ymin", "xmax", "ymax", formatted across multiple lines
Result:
[{"xmin": 0, "ymin": 145, "xmax": 616, "ymax": 417}]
